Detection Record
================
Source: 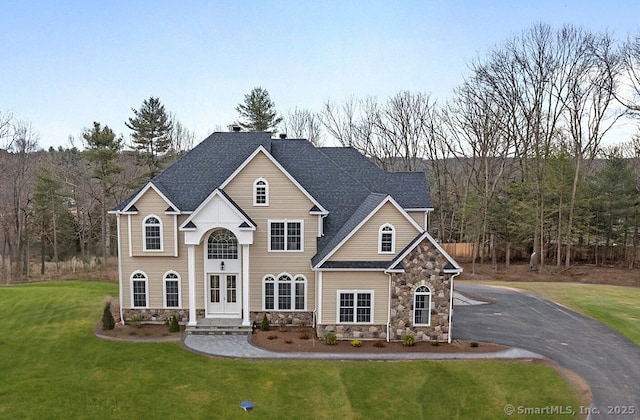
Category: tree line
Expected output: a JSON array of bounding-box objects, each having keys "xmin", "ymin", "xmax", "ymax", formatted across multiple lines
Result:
[{"xmin": 2, "ymin": 23, "xmax": 640, "ymax": 282}]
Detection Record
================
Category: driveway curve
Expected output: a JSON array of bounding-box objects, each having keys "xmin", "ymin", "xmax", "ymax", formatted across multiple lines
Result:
[{"xmin": 454, "ymin": 284, "xmax": 640, "ymax": 419}]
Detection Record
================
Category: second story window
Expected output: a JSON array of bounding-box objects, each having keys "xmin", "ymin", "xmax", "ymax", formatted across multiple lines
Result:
[
  {"xmin": 379, "ymin": 223, "xmax": 395, "ymax": 254},
  {"xmin": 143, "ymin": 216, "xmax": 162, "ymax": 251},
  {"xmin": 253, "ymin": 178, "xmax": 269, "ymax": 206},
  {"xmin": 269, "ymin": 220, "xmax": 303, "ymax": 252}
]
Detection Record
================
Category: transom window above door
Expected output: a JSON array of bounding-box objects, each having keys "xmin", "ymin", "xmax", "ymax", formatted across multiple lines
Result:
[{"xmin": 207, "ymin": 229, "xmax": 238, "ymax": 259}]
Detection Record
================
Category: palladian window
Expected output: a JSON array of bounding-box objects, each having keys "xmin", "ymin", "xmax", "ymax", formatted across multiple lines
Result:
[{"xmin": 208, "ymin": 230, "xmax": 238, "ymax": 259}]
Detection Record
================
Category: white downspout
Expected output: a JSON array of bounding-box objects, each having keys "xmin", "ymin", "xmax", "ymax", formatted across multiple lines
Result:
[
  {"xmin": 448, "ymin": 272, "xmax": 461, "ymax": 344},
  {"xmin": 117, "ymin": 214, "xmax": 125, "ymax": 325},
  {"xmin": 387, "ymin": 273, "xmax": 392, "ymax": 342}
]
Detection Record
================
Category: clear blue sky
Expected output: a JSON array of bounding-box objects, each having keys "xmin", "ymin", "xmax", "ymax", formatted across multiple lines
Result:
[{"xmin": 1, "ymin": 1, "xmax": 639, "ymax": 149}]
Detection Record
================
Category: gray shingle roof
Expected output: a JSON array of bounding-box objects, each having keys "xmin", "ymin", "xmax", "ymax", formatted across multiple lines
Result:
[{"xmin": 114, "ymin": 132, "xmax": 433, "ymax": 265}]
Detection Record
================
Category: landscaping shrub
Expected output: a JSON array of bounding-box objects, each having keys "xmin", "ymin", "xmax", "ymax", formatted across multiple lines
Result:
[
  {"xmin": 260, "ymin": 314, "xmax": 270, "ymax": 331},
  {"xmin": 168, "ymin": 315, "xmax": 180, "ymax": 332},
  {"xmin": 402, "ymin": 335, "xmax": 415, "ymax": 346},
  {"xmin": 350, "ymin": 339, "xmax": 362, "ymax": 347},
  {"xmin": 323, "ymin": 332, "xmax": 337, "ymax": 345},
  {"xmin": 131, "ymin": 314, "xmax": 143, "ymax": 328},
  {"xmin": 470, "ymin": 341, "xmax": 479, "ymax": 348},
  {"xmin": 101, "ymin": 302, "xmax": 115, "ymax": 331},
  {"xmin": 431, "ymin": 340, "xmax": 440, "ymax": 346}
]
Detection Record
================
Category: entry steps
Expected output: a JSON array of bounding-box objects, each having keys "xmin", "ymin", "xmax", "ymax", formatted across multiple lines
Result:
[{"xmin": 185, "ymin": 318, "xmax": 253, "ymax": 335}]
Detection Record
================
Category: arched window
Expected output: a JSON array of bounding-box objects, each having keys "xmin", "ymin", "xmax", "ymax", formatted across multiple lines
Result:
[
  {"xmin": 163, "ymin": 271, "xmax": 181, "ymax": 308},
  {"xmin": 143, "ymin": 215, "xmax": 162, "ymax": 251},
  {"xmin": 131, "ymin": 271, "xmax": 148, "ymax": 308},
  {"xmin": 253, "ymin": 178, "xmax": 269, "ymax": 206},
  {"xmin": 378, "ymin": 223, "xmax": 395, "ymax": 254},
  {"xmin": 413, "ymin": 285, "xmax": 431, "ymax": 326},
  {"xmin": 208, "ymin": 229, "xmax": 238, "ymax": 259},
  {"xmin": 262, "ymin": 273, "xmax": 306, "ymax": 310}
]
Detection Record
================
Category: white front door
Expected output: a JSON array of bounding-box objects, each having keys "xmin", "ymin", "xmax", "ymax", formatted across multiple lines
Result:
[{"xmin": 207, "ymin": 273, "xmax": 241, "ymax": 317}]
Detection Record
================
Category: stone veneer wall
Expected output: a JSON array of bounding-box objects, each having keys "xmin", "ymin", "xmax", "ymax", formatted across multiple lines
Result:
[
  {"xmin": 389, "ymin": 238, "xmax": 452, "ymax": 342},
  {"xmin": 251, "ymin": 311, "xmax": 314, "ymax": 327},
  {"xmin": 316, "ymin": 324, "xmax": 387, "ymax": 340},
  {"xmin": 122, "ymin": 308, "xmax": 194, "ymax": 324}
]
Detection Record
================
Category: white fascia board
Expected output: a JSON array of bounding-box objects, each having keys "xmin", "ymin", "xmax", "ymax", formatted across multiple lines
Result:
[
  {"xmin": 389, "ymin": 231, "xmax": 463, "ymax": 273},
  {"xmin": 314, "ymin": 195, "xmax": 424, "ymax": 268},
  {"xmin": 218, "ymin": 145, "xmax": 328, "ymax": 214},
  {"xmin": 123, "ymin": 182, "xmax": 180, "ymax": 214},
  {"xmin": 179, "ymin": 188, "xmax": 255, "ymax": 231}
]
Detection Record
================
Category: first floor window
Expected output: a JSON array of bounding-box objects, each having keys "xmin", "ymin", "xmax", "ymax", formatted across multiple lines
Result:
[
  {"xmin": 413, "ymin": 285, "xmax": 431, "ymax": 326},
  {"xmin": 338, "ymin": 290, "xmax": 373, "ymax": 323},
  {"xmin": 269, "ymin": 220, "xmax": 303, "ymax": 251},
  {"xmin": 132, "ymin": 272, "xmax": 148, "ymax": 307},
  {"xmin": 164, "ymin": 272, "xmax": 180, "ymax": 308},
  {"xmin": 263, "ymin": 273, "xmax": 306, "ymax": 310}
]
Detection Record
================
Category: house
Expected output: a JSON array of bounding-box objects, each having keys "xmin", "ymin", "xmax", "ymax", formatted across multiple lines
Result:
[{"xmin": 110, "ymin": 131, "xmax": 462, "ymax": 342}]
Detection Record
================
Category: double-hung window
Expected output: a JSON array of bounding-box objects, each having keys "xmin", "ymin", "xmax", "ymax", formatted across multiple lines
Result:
[
  {"xmin": 164, "ymin": 272, "xmax": 181, "ymax": 308},
  {"xmin": 143, "ymin": 216, "xmax": 162, "ymax": 251},
  {"xmin": 413, "ymin": 285, "xmax": 431, "ymax": 326},
  {"xmin": 378, "ymin": 223, "xmax": 395, "ymax": 254},
  {"xmin": 131, "ymin": 271, "xmax": 148, "ymax": 307},
  {"xmin": 263, "ymin": 274, "xmax": 306, "ymax": 310},
  {"xmin": 338, "ymin": 290, "xmax": 373, "ymax": 323},
  {"xmin": 268, "ymin": 220, "xmax": 303, "ymax": 251}
]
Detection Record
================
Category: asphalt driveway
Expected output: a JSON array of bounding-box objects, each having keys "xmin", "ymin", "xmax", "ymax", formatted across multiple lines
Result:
[{"xmin": 454, "ymin": 284, "xmax": 640, "ymax": 419}]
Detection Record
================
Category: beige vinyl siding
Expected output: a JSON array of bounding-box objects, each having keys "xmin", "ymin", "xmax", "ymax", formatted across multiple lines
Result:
[
  {"xmin": 120, "ymin": 214, "xmax": 190, "ymax": 310},
  {"xmin": 407, "ymin": 210, "xmax": 426, "ymax": 229},
  {"xmin": 320, "ymin": 271, "xmax": 389, "ymax": 324},
  {"xmin": 329, "ymin": 201, "xmax": 421, "ymax": 261},
  {"xmin": 223, "ymin": 151, "xmax": 317, "ymax": 312},
  {"xmin": 129, "ymin": 188, "xmax": 177, "ymax": 257}
]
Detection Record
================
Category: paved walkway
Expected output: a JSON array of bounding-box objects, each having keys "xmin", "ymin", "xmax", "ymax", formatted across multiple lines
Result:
[
  {"xmin": 183, "ymin": 333, "xmax": 542, "ymax": 360},
  {"xmin": 454, "ymin": 284, "xmax": 640, "ymax": 420}
]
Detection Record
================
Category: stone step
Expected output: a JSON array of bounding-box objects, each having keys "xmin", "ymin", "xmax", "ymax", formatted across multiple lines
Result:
[{"xmin": 185, "ymin": 324, "xmax": 253, "ymax": 336}]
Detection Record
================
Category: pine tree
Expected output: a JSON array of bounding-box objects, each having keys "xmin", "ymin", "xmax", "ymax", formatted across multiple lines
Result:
[
  {"xmin": 126, "ymin": 97, "xmax": 173, "ymax": 178},
  {"xmin": 102, "ymin": 302, "xmax": 116, "ymax": 330},
  {"xmin": 235, "ymin": 87, "xmax": 283, "ymax": 132}
]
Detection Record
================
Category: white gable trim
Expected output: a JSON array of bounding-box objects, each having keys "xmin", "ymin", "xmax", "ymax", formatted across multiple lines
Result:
[
  {"xmin": 219, "ymin": 145, "xmax": 328, "ymax": 215},
  {"xmin": 314, "ymin": 195, "xmax": 424, "ymax": 268},
  {"xmin": 179, "ymin": 189, "xmax": 255, "ymax": 232},
  {"xmin": 116, "ymin": 182, "xmax": 180, "ymax": 214},
  {"xmin": 386, "ymin": 231, "xmax": 462, "ymax": 273}
]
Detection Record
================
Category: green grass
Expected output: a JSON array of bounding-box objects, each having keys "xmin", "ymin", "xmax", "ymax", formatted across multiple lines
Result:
[
  {"xmin": 0, "ymin": 281, "xmax": 583, "ymax": 419},
  {"xmin": 489, "ymin": 282, "xmax": 640, "ymax": 345}
]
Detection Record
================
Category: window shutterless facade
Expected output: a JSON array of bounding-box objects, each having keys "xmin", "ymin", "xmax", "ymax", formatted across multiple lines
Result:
[
  {"xmin": 263, "ymin": 273, "xmax": 306, "ymax": 310},
  {"xmin": 413, "ymin": 285, "xmax": 431, "ymax": 326},
  {"xmin": 268, "ymin": 220, "xmax": 303, "ymax": 251},
  {"xmin": 143, "ymin": 216, "xmax": 163, "ymax": 251},
  {"xmin": 163, "ymin": 271, "xmax": 181, "ymax": 308},
  {"xmin": 131, "ymin": 271, "xmax": 148, "ymax": 307},
  {"xmin": 338, "ymin": 290, "xmax": 373, "ymax": 323}
]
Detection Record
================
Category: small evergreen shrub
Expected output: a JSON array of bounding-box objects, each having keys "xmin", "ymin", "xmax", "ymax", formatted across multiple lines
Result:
[
  {"xmin": 431, "ymin": 340, "xmax": 440, "ymax": 346},
  {"xmin": 131, "ymin": 314, "xmax": 143, "ymax": 328},
  {"xmin": 470, "ymin": 341, "xmax": 479, "ymax": 348},
  {"xmin": 260, "ymin": 314, "xmax": 270, "ymax": 331},
  {"xmin": 323, "ymin": 332, "xmax": 337, "ymax": 345},
  {"xmin": 168, "ymin": 315, "xmax": 180, "ymax": 332},
  {"xmin": 402, "ymin": 335, "xmax": 416, "ymax": 346},
  {"xmin": 101, "ymin": 302, "xmax": 115, "ymax": 331},
  {"xmin": 350, "ymin": 339, "xmax": 362, "ymax": 347}
]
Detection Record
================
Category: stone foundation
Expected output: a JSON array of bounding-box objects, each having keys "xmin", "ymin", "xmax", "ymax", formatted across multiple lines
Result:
[
  {"xmin": 122, "ymin": 308, "xmax": 190, "ymax": 324},
  {"xmin": 251, "ymin": 311, "xmax": 314, "ymax": 327},
  {"xmin": 317, "ymin": 324, "xmax": 387, "ymax": 340}
]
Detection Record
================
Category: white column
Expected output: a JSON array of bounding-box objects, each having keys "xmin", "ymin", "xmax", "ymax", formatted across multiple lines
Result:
[
  {"xmin": 242, "ymin": 244, "xmax": 250, "ymax": 326},
  {"xmin": 187, "ymin": 244, "xmax": 197, "ymax": 326}
]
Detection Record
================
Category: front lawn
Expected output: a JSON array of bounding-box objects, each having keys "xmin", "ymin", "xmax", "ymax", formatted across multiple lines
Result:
[
  {"xmin": 492, "ymin": 282, "xmax": 640, "ymax": 345},
  {"xmin": 0, "ymin": 281, "xmax": 584, "ymax": 419}
]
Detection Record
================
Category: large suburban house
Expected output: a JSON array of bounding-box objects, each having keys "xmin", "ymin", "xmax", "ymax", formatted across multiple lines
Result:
[{"xmin": 111, "ymin": 131, "xmax": 462, "ymax": 342}]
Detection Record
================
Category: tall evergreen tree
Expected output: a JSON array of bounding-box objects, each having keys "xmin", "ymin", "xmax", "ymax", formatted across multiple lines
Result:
[
  {"xmin": 235, "ymin": 87, "xmax": 282, "ymax": 132},
  {"xmin": 126, "ymin": 97, "xmax": 173, "ymax": 178}
]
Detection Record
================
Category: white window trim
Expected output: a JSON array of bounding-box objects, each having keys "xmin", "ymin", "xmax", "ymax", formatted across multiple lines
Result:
[
  {"xmin": 267, "ymin": 220, "xmax": 304, "ymax": 252},
  {"xmin": 336, "ymin": 289, "xmax": 374, "ymax": 324},
  {"xmin": 378, "ymin": 223, "xmax": 395, "ymax": 254},
  {"xmin": 253, "ymin": 177, "xmax": 269, "ymax": 206},
  {"xmin": 143, "ymin": 214, "xmax": 164, "ymax": 252},
  {"xmin": 130, "ymin": 270, "xmax": 149, "ymax": 308},
  {"xmin": 163, "ymin": 270, "xmax": 182, "ymax": 309},
  {"xmin": 413, "ymin": 285, "xmax": 432, "ymax": 326},
  {"xmin": 262, "ymin": 273, "xmax": 307, "ymax": 311}
]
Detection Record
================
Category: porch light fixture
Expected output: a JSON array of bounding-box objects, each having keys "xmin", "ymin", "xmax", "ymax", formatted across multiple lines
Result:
[{"xmin": 220, "ymin": 261, "xmax": 225, "ymax": 271}]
